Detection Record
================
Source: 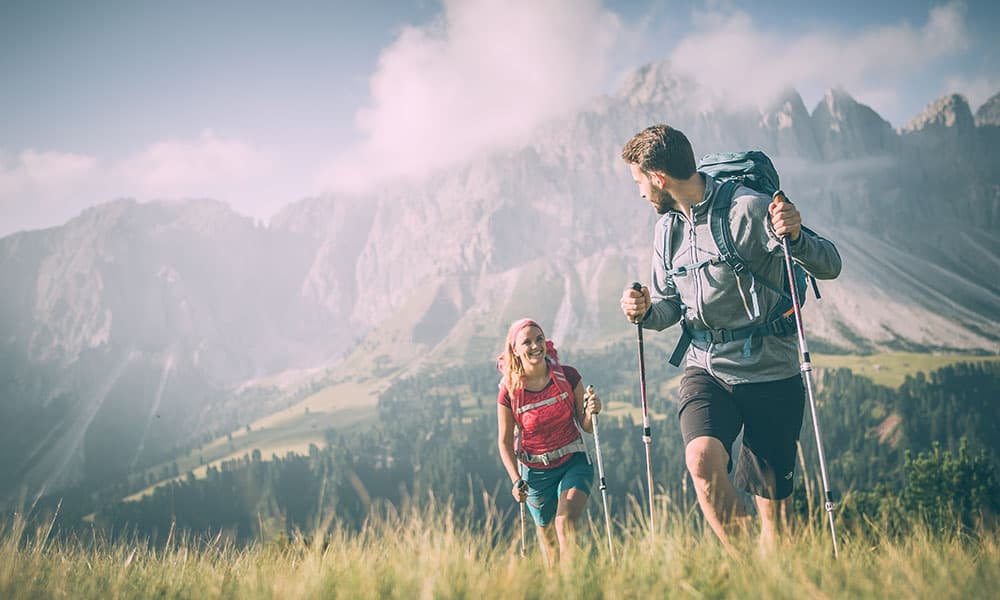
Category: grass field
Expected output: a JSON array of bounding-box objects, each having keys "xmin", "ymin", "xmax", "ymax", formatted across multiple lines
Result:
[
  {"xmin": 5, "ymin": 500, "xmax": 998, "ymax": 599},
  {"xmin": 812, "ymin": 352, "xmax": 1000, "ymax": 388},
  {"xmin": 125, "ymin": 379, "xmax": 384, "ymax": 503}
]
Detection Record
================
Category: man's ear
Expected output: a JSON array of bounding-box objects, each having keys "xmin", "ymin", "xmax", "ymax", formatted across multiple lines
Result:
[{"xmin": 649, "ymin": 170, "xmax": 669, "ymax": 189}]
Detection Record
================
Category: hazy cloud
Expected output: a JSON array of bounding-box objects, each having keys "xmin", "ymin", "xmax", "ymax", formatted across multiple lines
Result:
[
  {"xmin": 114, "ymin": 130, "xmax": 274, "ymax": 199},
  {"xmin": 0, "ymin": 150, "xmax": 102, "ymax": 234},
  {"xmin": 0, "ymin": 150, "xmax": 98, "ymax": 198},
  {"xmin": 669, "ymin": 2, "xmax": 969, "ymax": 117},
  {"xmin": 322, "ymin": 0, "xmax": 623, "ymax": 193},
  {"xmin": 0, "ymin": 132, "xmax": 283, "ymax": 236}
]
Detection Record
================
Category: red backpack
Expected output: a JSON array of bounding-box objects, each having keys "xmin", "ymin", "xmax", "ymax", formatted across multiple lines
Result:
[{"xmin": 498, "ymin": 340, "xmax": 589, "ymax": 466}]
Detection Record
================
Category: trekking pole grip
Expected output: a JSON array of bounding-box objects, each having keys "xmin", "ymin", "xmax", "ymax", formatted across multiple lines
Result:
[{"xmin": 631, "ymin": 282, "xmax": 645, "ymax": 326}]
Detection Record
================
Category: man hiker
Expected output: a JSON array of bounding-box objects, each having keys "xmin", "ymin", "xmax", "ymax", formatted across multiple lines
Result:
[{"xmin": 618, "ymin": 124, "xmax": 842, "ymax": 551}]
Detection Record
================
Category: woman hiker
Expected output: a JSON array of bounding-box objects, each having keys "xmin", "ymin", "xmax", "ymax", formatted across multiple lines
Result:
[{"xmin": 496, "ymin": 318, "xmax": 602, "ymax": 568}]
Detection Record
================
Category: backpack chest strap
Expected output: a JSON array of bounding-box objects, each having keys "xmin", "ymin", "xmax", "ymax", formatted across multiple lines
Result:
[
  {"xmin": 667, "ymin": 256, "xmax": 723, "ymax": 278},
  {"xmin": 516, "ymin": 391, "xmax": 570, "ymax": 415}
]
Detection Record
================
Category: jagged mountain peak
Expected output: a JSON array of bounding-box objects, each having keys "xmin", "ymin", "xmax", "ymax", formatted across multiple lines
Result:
[
  {"xmin": 816, "ymin": 87, "xmax": 866, "ymax": 118},
  {"xmin": 59, "ymin": 197, "xmax": 249, "ymax": 239},
  {"xmin": 761, "ymin": 88, "xmax": 810, "ymax": 128},
  {"xmin": 614, "ymin": 60, "xmax": 689, "ymax": 106},
  {"xmin": 975, "ymin": 91, "xmax": 1000, "ymax": 126},
  {"xmin": 811, "ymin": 87, "xmax": 895, "ymax": 158},
  {"xmin": 902, "ymin": 93, "xmax": 975, "ymax": 133},
  {"xmin": 767, "ymin": 87, "xmax": 808, "ymax": 111},
  {"xmin": 758, "ymin": 88, "xmax": 820, "ymax": 159},
  {"xmin": 812, "ymin": 87, "xmax": 891, "ymax": 128}
]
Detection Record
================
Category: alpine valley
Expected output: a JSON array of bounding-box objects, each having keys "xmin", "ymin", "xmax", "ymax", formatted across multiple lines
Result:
[{"xmin": 1, "ymin": 61, "xmax": 998, "ymax": 501}]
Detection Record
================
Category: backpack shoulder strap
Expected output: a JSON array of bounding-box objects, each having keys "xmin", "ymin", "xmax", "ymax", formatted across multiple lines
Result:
[
  {"xmin": 500, "ymin": 381, "xmax": 525, "ymax": 428},
  {"xmin": 711, "ymin": 180, "xmax": 801, "ymax": 303},
  {"xmin": 709, "ymin": 179, "xmax": 747, "ymax": 273},
  {"xmin": 546, "ymin": 355, "xmax": 577, "ymax": 413}
]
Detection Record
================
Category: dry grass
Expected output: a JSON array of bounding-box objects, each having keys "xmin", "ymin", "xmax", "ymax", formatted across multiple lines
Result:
[{"xmin": 3, "ymin": 498, "xmax": 998, "ymax": 599}]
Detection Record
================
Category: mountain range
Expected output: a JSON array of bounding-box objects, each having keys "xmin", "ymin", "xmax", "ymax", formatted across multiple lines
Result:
[{"xmin": 1, "ymin": 60, "xmax": 998, "ymax": 500}]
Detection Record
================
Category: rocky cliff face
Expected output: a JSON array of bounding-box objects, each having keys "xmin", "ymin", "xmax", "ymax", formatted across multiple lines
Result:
[
  {"xmin": 975, "ymin": 92, "xmax": 1000, "ymax": 127},
  {"xmin": 2, "ymin": 60, "xmax": 998, "ymax": 499},
  {"xmin": 904, "ymin": 94, "xmax": 977, "ymax": 134}
]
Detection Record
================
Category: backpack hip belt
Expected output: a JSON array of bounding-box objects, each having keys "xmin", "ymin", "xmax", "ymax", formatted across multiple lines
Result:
[
  {"xmin": 668, "ymin": 314, "xmax": 796, "ymax": 367},
  {"xmin": 518, "ymin": 437, "xmax": 588, "ymax": 467}
]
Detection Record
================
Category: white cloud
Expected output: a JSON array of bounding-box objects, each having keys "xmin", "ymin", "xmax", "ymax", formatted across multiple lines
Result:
[
  {"xmin": 0, "ymin": 150, "xmax": 103, "ymax": 234},
  {"xmin": 669, "ymin": 2, "xmax": 969, "ymax": 117},
  {"xmin": 114, "ymin": 130, "xmax": 274, "ymax": 199},
  {"xmin": 0, "ymin": 133, "xmax": 293, "ymax": 236},
  {"xmin": 322, "ymin": 0, "xmax": 623, "ymax": 193},
  {"xmin": 0, "ymin": 150, "xmax": 98, "ymax": 198}
]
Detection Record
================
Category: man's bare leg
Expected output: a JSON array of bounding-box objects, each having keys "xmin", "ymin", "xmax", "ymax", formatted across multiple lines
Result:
[
  {"xmin": 755, "ymin": 496, "xmax": 791, "ymax": 553},
  {"xmin": 685, "ymin": 436, "xmax": 750, "ymax": 551}
]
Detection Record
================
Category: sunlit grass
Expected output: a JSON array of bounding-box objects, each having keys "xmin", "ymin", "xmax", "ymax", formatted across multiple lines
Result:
[
  {"xmin": 4, "ymin": 497, "xmax": 998, "ymax": 599},
  {"xmin": 812, "ymin": 352, "xmax": 1000, "ymax": 388}
]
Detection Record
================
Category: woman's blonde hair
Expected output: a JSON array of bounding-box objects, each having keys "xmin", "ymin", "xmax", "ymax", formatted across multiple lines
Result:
[{"xmin": 498, "ymin": 318, "xmax": 543, "ymax": 396}]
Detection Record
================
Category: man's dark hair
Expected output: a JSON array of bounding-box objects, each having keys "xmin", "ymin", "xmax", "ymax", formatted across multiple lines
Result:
[{"xmin": 621, "ymin": 124, "xmax": 697, "ymax": 179}]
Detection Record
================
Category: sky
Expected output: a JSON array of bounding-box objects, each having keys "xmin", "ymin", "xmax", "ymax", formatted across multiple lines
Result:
[{"xmin": 1, "ymin": 0, "xmax": 998, "ymax": 236}]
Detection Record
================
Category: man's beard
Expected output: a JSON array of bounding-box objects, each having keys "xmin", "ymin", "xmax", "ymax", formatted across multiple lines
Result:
[{"xmin": 652, "ymin": 188, "xmax": 674, "ymax": 215}]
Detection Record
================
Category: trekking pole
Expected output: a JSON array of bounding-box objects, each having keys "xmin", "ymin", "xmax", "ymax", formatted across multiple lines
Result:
[
  {"xmin": 514, "ymin": 429, "xmax": 527, "ymax": 557},
  {"xmin": 586, "ymin": 385, "xmax": 614, "ymax": 559},
  {"xmin": 776, "ymin": 195, "xmax": 839, "ymax": 558},
  {"xmin": 631, "ymin": 282, "xmax": 655, "ymax": 536},
  {"xmin": 519, "ymin": 494, "xmax": 527, "ymax": 556}
]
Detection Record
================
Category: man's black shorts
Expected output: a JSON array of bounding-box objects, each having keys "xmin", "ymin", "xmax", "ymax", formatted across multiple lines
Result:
[{"xmin": 677, "ymin": 367, "xmax": 805, "ymax": 499}]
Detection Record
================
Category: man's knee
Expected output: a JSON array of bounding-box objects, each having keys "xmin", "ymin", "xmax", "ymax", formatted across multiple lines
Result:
[{"xmin": 685, "ymin": 436, "xmax": 729, "ymax": 482}]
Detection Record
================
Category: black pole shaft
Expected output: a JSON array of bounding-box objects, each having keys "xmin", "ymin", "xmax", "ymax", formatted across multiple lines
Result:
[{"xmin": 631, "ymin": 282, "xmax": 655, "ymax": 535}]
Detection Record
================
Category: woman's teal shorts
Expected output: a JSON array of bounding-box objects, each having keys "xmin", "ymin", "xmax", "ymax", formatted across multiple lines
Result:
[{"xmin": 521, "ymin": 452, "xmax": 593, "ymax": 527}]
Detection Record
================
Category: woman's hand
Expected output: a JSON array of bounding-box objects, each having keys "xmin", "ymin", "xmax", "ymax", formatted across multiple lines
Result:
[
  {"xmin": 584, "ymin": 385, "xmax": 602, "ymax": 419},
  {"xmin": 512, "ymin": 479, "xmax": 528, "ymax": 503}
]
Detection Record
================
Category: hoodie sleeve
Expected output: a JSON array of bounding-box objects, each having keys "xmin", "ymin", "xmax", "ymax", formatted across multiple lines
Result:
[
  {"xmin": 738, "ymin": 191, "xmax": 843, "ymax": 281},
  {"xmin": 643, "ymin": 214, "xmax": 683, "ymax": 331},
  {"xmin": 782, "ymin": 226, "xmax": 842, "ymax": 280}
]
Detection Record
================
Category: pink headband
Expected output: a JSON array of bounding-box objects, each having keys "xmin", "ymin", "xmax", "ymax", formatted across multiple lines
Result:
[{"xmin": 508, "ymin": 319, "xmax": 543, "ymax": 346}]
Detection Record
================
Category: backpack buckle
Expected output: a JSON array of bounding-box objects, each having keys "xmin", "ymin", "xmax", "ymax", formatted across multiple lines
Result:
[{"xmin": 707, "ymin": 329, "xmax": 729, "ymax": 344}]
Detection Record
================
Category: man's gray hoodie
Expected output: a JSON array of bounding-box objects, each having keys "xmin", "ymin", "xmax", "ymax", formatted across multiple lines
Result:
[{"xmin": 643, "ymin": 174, "xmax": 842, "ymax": 385}]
